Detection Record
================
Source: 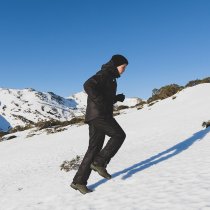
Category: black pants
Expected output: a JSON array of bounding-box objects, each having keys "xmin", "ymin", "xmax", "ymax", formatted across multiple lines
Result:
[{"xmin": 72, "ymin": 117, "xmax": 126, "ymax": 185}]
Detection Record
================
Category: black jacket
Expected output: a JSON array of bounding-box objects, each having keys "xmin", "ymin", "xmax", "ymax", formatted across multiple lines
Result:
[{"xmin": 83, "ymin": 60, "xmax": 121, "ymax": 124}]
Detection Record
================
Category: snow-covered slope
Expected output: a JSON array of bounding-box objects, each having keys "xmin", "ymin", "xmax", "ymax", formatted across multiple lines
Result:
[
  {"xmin": 0, "ymin": 83, "xmax": 210, "ymax": 210},
  {"xmin": 66, "ymin": 91, "xmax": 88, "ymax": 109},
  {"xmin": 0, "ymin": 88, "xmax": 86, "ymax": 131}
]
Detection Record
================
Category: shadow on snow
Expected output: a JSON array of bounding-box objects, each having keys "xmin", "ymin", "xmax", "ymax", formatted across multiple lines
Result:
[{"xmin": 88, "ymin": 127, "xmax": 210, "ymax": 190}]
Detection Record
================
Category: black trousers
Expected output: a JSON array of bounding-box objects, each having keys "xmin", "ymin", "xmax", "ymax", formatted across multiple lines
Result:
[{"xmin": 72, "ymin": 116, "xmax": 126, "ymax": 185}]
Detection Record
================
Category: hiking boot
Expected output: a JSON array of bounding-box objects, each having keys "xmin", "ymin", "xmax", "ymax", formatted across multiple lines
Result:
[
  {"xmin": 70, "ymin": 182, "xmax": 93, "ymax": 194},
  {"xmin": 90, "ymin": 162, "xmax": 112, "ymax": 179}
]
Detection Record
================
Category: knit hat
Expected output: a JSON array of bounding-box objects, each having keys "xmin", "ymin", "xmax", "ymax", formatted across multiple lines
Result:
[{"xmin": 111, "ymin": 54, "xmax": 129, "ymax": 67}]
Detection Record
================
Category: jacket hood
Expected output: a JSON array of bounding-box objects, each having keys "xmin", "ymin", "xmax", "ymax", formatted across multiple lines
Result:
[{"xmin": 100, "ymin": 60, "xmax": 121, "ymax": 78}]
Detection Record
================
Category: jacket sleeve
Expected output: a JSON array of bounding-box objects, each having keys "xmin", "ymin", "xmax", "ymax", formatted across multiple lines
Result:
[
  {"xmin": 83, "ymin": 73, "xmax": 107, "ymax": 107},
  {"xmin": 113, "ymin": 95, "xmax": 118, "ymax": 104}
]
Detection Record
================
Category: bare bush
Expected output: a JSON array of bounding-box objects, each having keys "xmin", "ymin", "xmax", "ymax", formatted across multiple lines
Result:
[{"xmin": 60, "ymin": 155, "xmax": 84, "ymax": 172}]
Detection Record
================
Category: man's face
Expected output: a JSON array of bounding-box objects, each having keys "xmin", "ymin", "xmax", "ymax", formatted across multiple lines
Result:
[{"xmin": 117, "ymin": 64, "xmax": 127, "ymax": 75}]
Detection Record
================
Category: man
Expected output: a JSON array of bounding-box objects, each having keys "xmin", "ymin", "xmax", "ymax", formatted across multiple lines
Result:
[{"xmin": 71, "ymin": 54, "xmax": 128, "ymax": 194}]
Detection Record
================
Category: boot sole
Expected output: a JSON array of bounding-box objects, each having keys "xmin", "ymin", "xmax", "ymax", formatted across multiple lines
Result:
[
  {"xmin": 90, "ymin": 164, "xmax": 112, "ymax": 179},
  {"xmin": 70, "ymin": 183, "xmax": 92, "ymax": 194}
]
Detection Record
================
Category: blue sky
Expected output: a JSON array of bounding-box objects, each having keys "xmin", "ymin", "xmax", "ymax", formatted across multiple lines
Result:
[{"xmin": 0, "ymin": 0, "xmax": 210, "ymax": 100}]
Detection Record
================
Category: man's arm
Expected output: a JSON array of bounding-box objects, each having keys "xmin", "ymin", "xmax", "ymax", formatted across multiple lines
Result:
[
  {"xmin": 83, "ymin": 72, "xmax": 108, "ymax": 107},
  {"xmin": 113, "ymin": 95, "xmax": 118, "ymax": 104}
]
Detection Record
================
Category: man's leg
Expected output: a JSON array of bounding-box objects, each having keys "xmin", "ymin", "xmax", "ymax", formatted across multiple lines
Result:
[
  {"xmin": 91, "ymin": 117, "xmax": 126, "ymax": 167},
  {"xmin": 72, "ymin": 121, "xmax": 105, "ymax": 185}
]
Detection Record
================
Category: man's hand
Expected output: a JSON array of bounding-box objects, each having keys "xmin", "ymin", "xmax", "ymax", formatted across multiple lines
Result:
[{"xmin": 115, "ymin": 93, "xmax": 125, "ymax": 102}]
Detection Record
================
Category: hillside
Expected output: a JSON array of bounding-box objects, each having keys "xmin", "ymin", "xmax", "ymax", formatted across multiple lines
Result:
[{"xmin": 0, "ymin": 83, "xmax": 210, "ymax": 209}]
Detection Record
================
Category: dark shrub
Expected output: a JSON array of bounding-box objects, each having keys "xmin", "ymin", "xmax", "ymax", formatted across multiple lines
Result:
[
  {"xmin": 11, "ymin": 114, "xmax": 34, "ymax": 124},
  {"xmin": 202, "ymin": 121, "xmax": 210, "ymax": 128},
  {"xmin": 0, "ymin": 131, "xmax": 9, "ymax": 139},
  {"xmin": 8, "ymin": 117, "xmax": 84, "ymax": 134},
  {"xmin": 6, "ymin": 135, "xmax": 17, "ymax": 140},
  {"xmin": 60, "ymin": 155, "xmax": 83, "ymax": 172},
  {"xmin": 148, "ymin": 101, "xmax": 157, "ymax": 107},
  {"xmin": 9, "ymin": 124, "xmax": 34, "ymax": 133},
  {"xmin": 117, "ymin": 105, "xmax": 129, "ymax": 110},
  {"xmin": 185, "ymin": 77, "xmax": 210, "ymax": 87},
  {"xmin": 0, "ymin": 135, "xmax": 17, "ymax": 142},
  {"xmin": 36, "ymin": 119, "xmax": 61, "ymax": 130},
  {"xmin": 147, "ymin": 84, "xmax": 184, "ymax": 103},
  {"xmin": 135, "ymin": 100, "xmax": 147, "ymax": 110},
  {"xmin": 68, "ymin": 117, "xmax": 84, "ymax": 124},
  {"xmin": 113, "ymin": 111, "xmax": 120, "ymax": 116},
  {"xmin": 136, "ymin": 101, "xmax": 147, "ymax": 106},
  {"xmin": 36, "ymin": 117, "xmax": 84, "ymax": 130}
]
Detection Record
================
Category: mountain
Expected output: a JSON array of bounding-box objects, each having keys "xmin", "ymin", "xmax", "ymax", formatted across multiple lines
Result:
[
  {"xmin": 0, "ymin": 83, "xmax": 210, "ymax": 209},
  {"xmin": 0, "ymin": 88, "xmax": 142, "ymax": 132},
  {"xmin": 0, "ymin": 88, "xmax": 85, "ymax": 131}
]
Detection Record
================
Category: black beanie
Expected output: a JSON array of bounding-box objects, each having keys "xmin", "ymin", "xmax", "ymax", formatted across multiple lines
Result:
[{"xmin": 111, "ymin": 54, "xmax": 129, "ymax": 67}]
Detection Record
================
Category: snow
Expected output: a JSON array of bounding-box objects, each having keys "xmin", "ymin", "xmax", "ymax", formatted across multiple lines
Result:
[
  {"xmin": 0, "ymin": 88, "xmax": 87, "ymax": 130},
  {"xmin": 66, "ymin": 91, "xmax": 88, "ymax": 109},
  {"xmin": 0, "ymin": 83, "xmax": 210, "ymax": 210}
]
